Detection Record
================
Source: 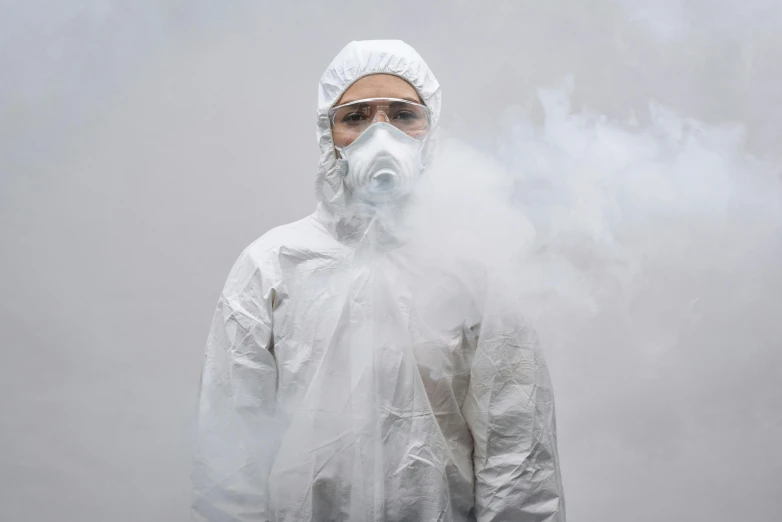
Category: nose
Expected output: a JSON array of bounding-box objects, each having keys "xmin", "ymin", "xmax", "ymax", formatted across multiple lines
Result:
[{"xmin": 372, "ymin": 109, "xmax": 390, "ymax": 124}]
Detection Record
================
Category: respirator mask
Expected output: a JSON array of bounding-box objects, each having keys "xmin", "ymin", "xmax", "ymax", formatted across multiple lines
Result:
[{"xmin": 330, "ymin": 97, "xmax": 430, "ymax": 204}]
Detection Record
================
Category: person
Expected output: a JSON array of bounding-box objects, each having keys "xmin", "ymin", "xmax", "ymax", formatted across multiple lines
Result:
[{"xmin": 192, "ymin": 39, "xmax": 565, "ymax": 522}]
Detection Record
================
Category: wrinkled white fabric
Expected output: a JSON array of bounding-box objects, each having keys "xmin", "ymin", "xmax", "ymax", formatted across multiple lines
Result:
[{"xmin": 192, "ymin": 39, "xmax": 565, "ymax": 522}]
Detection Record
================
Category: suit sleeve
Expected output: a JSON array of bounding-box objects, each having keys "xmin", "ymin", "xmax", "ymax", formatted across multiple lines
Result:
[
  {"xmin": 191, "ymin": 250, "xmax": 279, "ymax": 522},
  {"xmin": 463, "ymin": 311, "xmax": 566, "ymax": 521}
]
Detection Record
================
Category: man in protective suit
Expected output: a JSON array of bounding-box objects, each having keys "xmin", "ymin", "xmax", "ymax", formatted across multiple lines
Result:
[{"xmin": 192, "ymin": 40, "xmax": 565, "ymax": 522}]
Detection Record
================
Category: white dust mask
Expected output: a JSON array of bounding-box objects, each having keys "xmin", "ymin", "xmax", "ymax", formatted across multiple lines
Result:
[{"xmin": 336, "ymin": 122, "xmax": 426, "ymax": 204}]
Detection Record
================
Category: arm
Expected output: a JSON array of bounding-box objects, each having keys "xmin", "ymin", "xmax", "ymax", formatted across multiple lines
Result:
[
  {"xmin": 463, "ymin": 312, "xmax": 565, "ymax": 521},
  {"xmin": 191, "ymin": 250, "xmax": 278, "ymax": 522}
]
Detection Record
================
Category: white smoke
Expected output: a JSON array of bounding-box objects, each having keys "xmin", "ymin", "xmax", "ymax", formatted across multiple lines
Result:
[{"xmin": 410, "ymin": 76, "xmax": 782, "ymax": 519}]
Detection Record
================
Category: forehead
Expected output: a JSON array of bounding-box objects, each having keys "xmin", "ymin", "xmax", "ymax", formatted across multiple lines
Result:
[{"xmin": 337, "ymin": 74, "xmax": 422, "ymax": 105}]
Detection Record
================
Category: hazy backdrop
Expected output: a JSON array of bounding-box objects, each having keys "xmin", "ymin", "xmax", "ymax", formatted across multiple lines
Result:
[{"xmin": 2, "ymin": 2, "xmax": 781, "ymax": 521}]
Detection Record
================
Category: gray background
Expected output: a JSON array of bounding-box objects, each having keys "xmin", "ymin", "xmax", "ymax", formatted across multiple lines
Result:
[{"xmin": 2, "ymin": 1, "xmax": 781, "ymax": 521}]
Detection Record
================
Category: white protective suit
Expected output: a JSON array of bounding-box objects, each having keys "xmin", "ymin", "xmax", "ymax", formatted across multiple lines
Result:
[{"xmin": 192, "ymin": 40, "xmax": 565, "ymax": 522}]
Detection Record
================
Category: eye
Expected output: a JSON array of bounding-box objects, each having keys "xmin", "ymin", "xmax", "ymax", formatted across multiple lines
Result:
[
  {"xmin": 393, "ymin": 110, "xmax": 419, "ymax": 122},
  {"xmin": 341, "ymin": 112, "xmax": 367, "ymax": 126}
]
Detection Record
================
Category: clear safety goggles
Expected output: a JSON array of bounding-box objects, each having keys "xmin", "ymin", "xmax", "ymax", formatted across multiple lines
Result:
[{"xmin": 329, "ymin": 97, "xmax": 431, "ymax": 140}]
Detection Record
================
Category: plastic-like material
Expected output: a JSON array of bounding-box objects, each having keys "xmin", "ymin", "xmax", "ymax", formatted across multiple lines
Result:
[
  {"xmin": 329, "ymin": 97, "xmax": 431, "ymax": 142},
  {"xmin": 192, "ymin": 39, "xmax": 565, "ymax": 521}
]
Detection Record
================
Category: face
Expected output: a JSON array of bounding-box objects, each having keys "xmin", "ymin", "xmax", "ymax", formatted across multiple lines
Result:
[{"xmin": 332, "ymin": 74, "xmax": 423, "ymax": 149}]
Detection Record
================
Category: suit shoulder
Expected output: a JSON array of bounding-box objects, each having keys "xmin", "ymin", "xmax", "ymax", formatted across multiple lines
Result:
[{"xmin": 242, "ymin": 213, "xmax": 330, "ymax": 257}]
